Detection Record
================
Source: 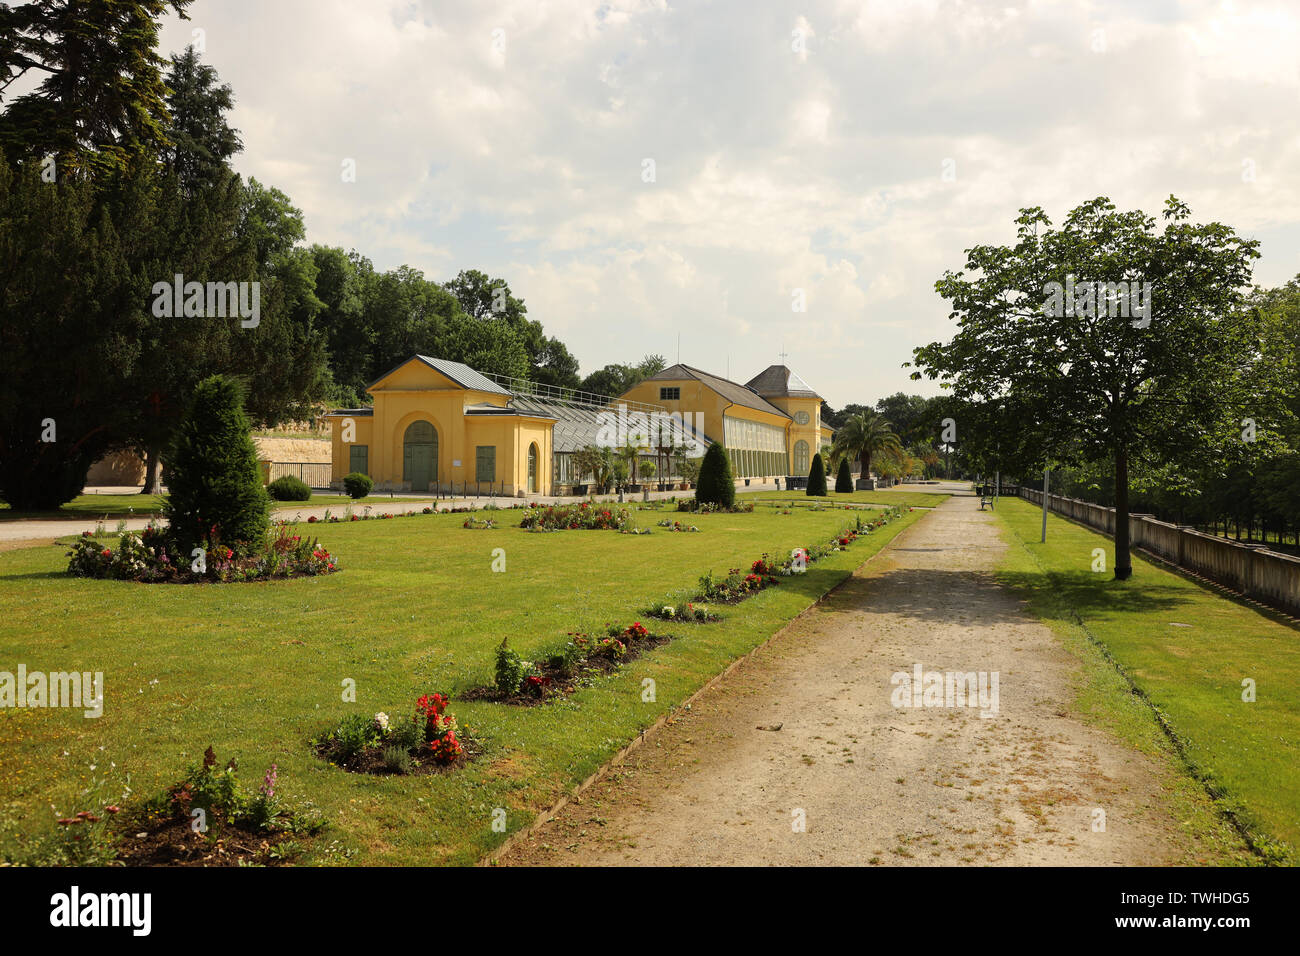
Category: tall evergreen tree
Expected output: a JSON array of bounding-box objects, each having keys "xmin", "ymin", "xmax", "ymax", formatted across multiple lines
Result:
[
  {"xmin": 806, "ymin": 453, "xmax": 827, "ymax": 496},
  {"xmin": 835, "ymin": 456, "xmax": 853, "ymax": 493},
  {"xmin": 0, "ymin": 0, "xmax": 191, "ymax": 180},
  {"xmin": 695, "ymin": 442, "xmax": 735, "ymax": 508},
  {"xmin": 163, "ymin": 375, "xmax": 269, "ymax": 555}
]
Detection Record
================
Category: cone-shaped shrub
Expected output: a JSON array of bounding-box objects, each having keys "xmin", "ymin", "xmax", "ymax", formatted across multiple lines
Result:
[
  {"xmin": 695, "ymin": 442, "xmax": 735, "ymax": 508},
  {"xmin": 164, "ymin": 375, "xmax": 270, "ymax": 555},
  {"xmin": 835, "ymin": 456, "xmax": 853, "ymax": 493},
  {"xmin": 806, "ymin": 452, "xmax": 828, "ymax": 496}
]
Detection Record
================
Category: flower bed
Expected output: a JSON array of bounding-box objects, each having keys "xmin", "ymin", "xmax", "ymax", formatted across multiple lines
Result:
[
  {"xmin": 645, "ymin": 600, "xmax": 718, "ymax": 622},
  {"xmin": 656, "ymin": 518, "xmax": 701, "ymax": 532},
  {"xmin": 676, "ymin": 500, "xmax": 754, "ymax": 514},
  {"xmin": 463, "ymin": 516, "xmax": 497, "ymax": 529},
  {"xmin": 462, "ymin": 624, "xmax": 670, "ymax": 705},
  {"xmin": 312, "ymin": 694, "xmax": 476, "ymax": 774},
  {"xmin": 66, "ymin": 522, "xmax": 337, "ymax": 584},
  {"xmin": 29, "ymin": 747, "xmax": 325, "ymax": 866},
  {"xmin": 519, "ymin": 502, "xmax": 635, "ymax": 532}
]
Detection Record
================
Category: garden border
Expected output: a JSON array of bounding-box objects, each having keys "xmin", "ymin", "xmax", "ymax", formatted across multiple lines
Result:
[{"xmin": 478, "ymin": 506, "xmax": 931, "ymax": 866}]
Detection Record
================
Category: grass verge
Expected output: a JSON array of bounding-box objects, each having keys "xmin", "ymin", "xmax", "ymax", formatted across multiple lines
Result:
[
  {"xmin": 0, "ymin": 502, "xmax": 924, "ymax": 865},
  {"xmin": 993, "ymin": 496, "xmax": 1297, "ymax": 865}
]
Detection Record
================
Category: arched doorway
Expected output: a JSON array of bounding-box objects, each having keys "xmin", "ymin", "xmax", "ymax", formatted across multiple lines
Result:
[
  {"xmin": 527, "ymin": 442, "xmax": 539, "ymax": 494},
  {"xmin": 403, "ymin": 421, "xmax": 438, "ymax": 492},
  {"xmin": 793, "ymin": 439, "xmax": 809, "ymax": 476}
]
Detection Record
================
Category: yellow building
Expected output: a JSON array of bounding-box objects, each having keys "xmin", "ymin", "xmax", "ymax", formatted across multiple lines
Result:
[
  {"xmin": 324, "ymin": 355, "xmax": 833, "ymax": 496},
  {"xmin": 618, "ymin": 364, "xmax": 832, "ymax": 482},
  {"xmin": 323, "ymin": 356, "xmax": 555, "ymax": 496}
]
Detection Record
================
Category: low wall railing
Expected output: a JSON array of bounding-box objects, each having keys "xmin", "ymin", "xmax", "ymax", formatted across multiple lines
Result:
[{"xmin": 1019, "ymin": 487, "xmax": 1300, "ymax": 618}]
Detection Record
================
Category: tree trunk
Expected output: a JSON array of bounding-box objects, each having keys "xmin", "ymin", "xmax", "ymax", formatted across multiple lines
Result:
[
  {"xmin": 860, "ymin": 452, "xmax": 872, "ymax": 482},
  {"xmin": 141, "ymin": 444, "xmax": 162, "ymax": 494},
  {"xmin": 1113, "ymin": 444, "xmax": 1132, "ymax": 580}
]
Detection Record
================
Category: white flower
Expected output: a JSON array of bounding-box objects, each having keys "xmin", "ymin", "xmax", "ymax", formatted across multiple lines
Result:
[
  {"xmin": 374, "ymin": 712, "xmax": 390, "ymax": 732},
  {"xmin": 663, "ymin": 606, "xmax": 675, "ymax": 618}
]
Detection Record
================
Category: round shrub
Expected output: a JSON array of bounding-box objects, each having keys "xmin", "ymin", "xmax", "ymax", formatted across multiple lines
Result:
[
  {"xmin": 806, "ymin": 453, "xmax": 828, "ymax": 496},
  {"xmin": 163, "ymin": 375, "xmax": 270, "ymax": 555},
  {"xmin": 695, "ymin": 442, "xmax": 735, "ymax": 508},
  {"xmin": 343, "ymin": 472, "xmax": 373, "ymax": 499},
  {"xmin": 267, "ymin": 475, "xmax": 311, "ymax": 501},
  {"xmin": 835, "ymin": 456, "xmax": 853, "ymax": 493}
]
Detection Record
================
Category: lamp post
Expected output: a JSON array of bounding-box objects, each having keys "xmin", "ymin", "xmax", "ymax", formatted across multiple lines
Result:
[{"xmin": 1040, "ymin": 465, "xmax": 1050, "ymax": 543}]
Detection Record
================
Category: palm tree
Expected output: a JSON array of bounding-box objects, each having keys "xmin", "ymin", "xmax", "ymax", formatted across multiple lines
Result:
[{"xmin": 830, "ymin": 411, "xmax": 902, "ymax": 483}]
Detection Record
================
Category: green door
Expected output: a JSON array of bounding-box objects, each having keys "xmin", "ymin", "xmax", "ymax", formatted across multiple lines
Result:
[{"xmin": 403, "ymin": 421, "xmax": 437, "ymax": 492}]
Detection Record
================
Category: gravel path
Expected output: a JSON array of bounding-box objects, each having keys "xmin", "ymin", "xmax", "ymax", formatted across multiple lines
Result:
[{"xmin": 499, "ymin": 494, "xmax": 1190, "ymax": 866}]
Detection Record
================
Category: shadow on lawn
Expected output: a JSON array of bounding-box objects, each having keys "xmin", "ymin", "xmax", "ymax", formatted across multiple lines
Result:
[
  {"xmin": 997, "ymin": 568, "xmax": 1191, "ymax": 621},
  {"xmin": 800, "ymin": 565, "xmax": 1192, "ymax": 628}
]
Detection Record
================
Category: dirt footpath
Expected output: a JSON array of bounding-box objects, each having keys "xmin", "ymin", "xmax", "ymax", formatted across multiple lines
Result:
[{"xmin": 499, "ymin": 495, "xmax": 1190, "ymax": 866}]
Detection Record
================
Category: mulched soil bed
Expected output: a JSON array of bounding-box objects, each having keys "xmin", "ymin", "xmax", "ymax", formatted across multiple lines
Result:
[
  {"xmin": 460, "ymin": 631, "xmax": 673, "ymax": 706},
  {"xmin": 312, "ymin": 731, "xmax": 483, "ymax": 776},
  {"xmin": 112, "ymin": 810, "xmax": 305, "ymax": 867}
]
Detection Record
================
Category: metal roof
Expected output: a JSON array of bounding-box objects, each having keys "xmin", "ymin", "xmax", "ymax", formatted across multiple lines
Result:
[
  {"xmin": 644, "ymin": 364, "xmax": 791, "ymax": 419},
  {"xmin": 366, "ymin": 355, "xmax": 511, "ymax": 395},
  {"xmin": 745, "ymin": 364, "xmax": 821, "ymax": 399}
]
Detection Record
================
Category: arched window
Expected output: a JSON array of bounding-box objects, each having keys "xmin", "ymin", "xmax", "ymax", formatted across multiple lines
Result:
[
  {"xmin": 403, "ymin": 421, "xmax": 438, "ymax": 492},
  {"xmin": 793, "ymin": 440, "xmax": 810, "ymax": 476},
  {"xmin": 527, "ymin": 442, "xmax": 539, "ymax": 494}
]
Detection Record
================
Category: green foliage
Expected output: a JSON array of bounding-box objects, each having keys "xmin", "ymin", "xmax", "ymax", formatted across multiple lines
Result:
[
  {"xmin": 322, "ymin": 714, "xmax": 381, "ymax": 765},
  {"xmin": 343, "ymin": 472, "xmax": 373, "ymax": 499},
  {"xmin": 806, "ymin": 453, "xmax": 827, "ymax": 496},
  {"xmin": 695, "ymin": 442, "xmax": 735, "ymax": 508},
  {"xmin": 0, "ymin": 158, "xmax": 145, "ymax": 509},
  {"xmin": 577, "ymin": 355, "xmax": 666, "ymax": 397},
  {"xmin": 835, "ymin": 456, "xmax": 853, "ymax": 493},
  {"xmin": 0, "ymin": 0, "xmax": 190, "ymax": 179},
  {"xmin": 495, "ymin": 638, "xmax": 532, "ymax": 695},
  {"xmin": 912, "ymin": 196, "xmax": 1262, "ymax": 578},
  {"xmin": 831, "ymin": 411, "xmax": 902, "ymax": 481},
  {"xmin": 268, "ymin": 475, "xmax": 311, "ymax": 501},
  {"xmin": 163, "ymin": 375, "xmax": 270, "ymax": 555},
  {"xmin": 381, "ymin": 746, "xmax": 411, "ymax": 774}
]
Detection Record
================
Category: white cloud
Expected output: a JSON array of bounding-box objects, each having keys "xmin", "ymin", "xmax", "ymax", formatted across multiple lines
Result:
[{"xmin": 160, "ymin": 0, "xmax": 1300, "ymax": 407}]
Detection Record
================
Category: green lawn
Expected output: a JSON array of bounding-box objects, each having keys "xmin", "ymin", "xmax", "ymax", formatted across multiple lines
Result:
[
  {"xmin": 740, "ymin": 489, "xmax": 952, "ymax": 508},
  {"xmin": 994, "ymin": 497, "xmax": 1299, "ymax": 863},
  {"xmin": 0, "ymin": 492, "xmax": 439, "ymax": 521},
  {"xmin": 0, "ymin": 503, "xmax": 924, "ymax": 865}
]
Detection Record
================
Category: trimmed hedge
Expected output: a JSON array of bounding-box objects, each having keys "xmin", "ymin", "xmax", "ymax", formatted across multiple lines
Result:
[
  {"xmin": 268, "ymin": 475, "xmax": 312, "ymax": 501},
  {"xmin": 835, "ymin": 456, "xmax": 853, "ymax": 493},
  {"xmin": 695, "ymin": 442, "xmax": 735, "ymax": 508},
  {"xmin": 343, "ymin": 472, "xmax": 373, "ymax": 499},
  {"xmin": 806, "ymin": 453, "xmax": 827, "ymax": 496}
]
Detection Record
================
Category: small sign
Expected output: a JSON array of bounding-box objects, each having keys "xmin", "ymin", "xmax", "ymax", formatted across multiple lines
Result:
[{"xmin": 452, "ymin": 459, "xmax": 462, "ymax": 467}]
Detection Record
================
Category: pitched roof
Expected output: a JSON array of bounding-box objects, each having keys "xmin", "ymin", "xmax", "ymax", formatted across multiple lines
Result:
[
  {"xmin": 367, "ymin": 355, "xmax": 511, "ymax": 395},
  {"xmin": 745, "ymin": 365, "xmax": 821, "ymax": 399},
  {"xmin": 643, "ymin": 364, "xmax": 789, "ymax": 419}
]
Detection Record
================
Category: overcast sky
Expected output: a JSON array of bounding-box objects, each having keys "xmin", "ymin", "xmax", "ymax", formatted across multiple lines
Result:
[{"xmin": 158, "ymin": 0, "xmax": 1300, "ymax": 409}]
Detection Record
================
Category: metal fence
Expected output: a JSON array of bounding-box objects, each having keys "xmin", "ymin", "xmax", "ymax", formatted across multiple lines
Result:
[{"xmin": 269, "ymin": 462, "xmax": 332, "ymax": 489}]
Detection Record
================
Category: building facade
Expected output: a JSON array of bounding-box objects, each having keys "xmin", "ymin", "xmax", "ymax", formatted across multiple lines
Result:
[
  {"xmin": 323, "ymin": 356, "xmax": 555, "ymax": 496},
  {"xmin": 618, "ymin": 363, "xmax": 833, "ymax": 482},
  {"xmin": 323, "ymin": 355, "xmax": 835, "ymax": 495}
]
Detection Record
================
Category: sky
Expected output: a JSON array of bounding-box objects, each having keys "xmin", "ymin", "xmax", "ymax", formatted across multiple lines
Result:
[{"xmin": 157, "ymin": 0, "xmax": 1300, "ymax": 409}]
